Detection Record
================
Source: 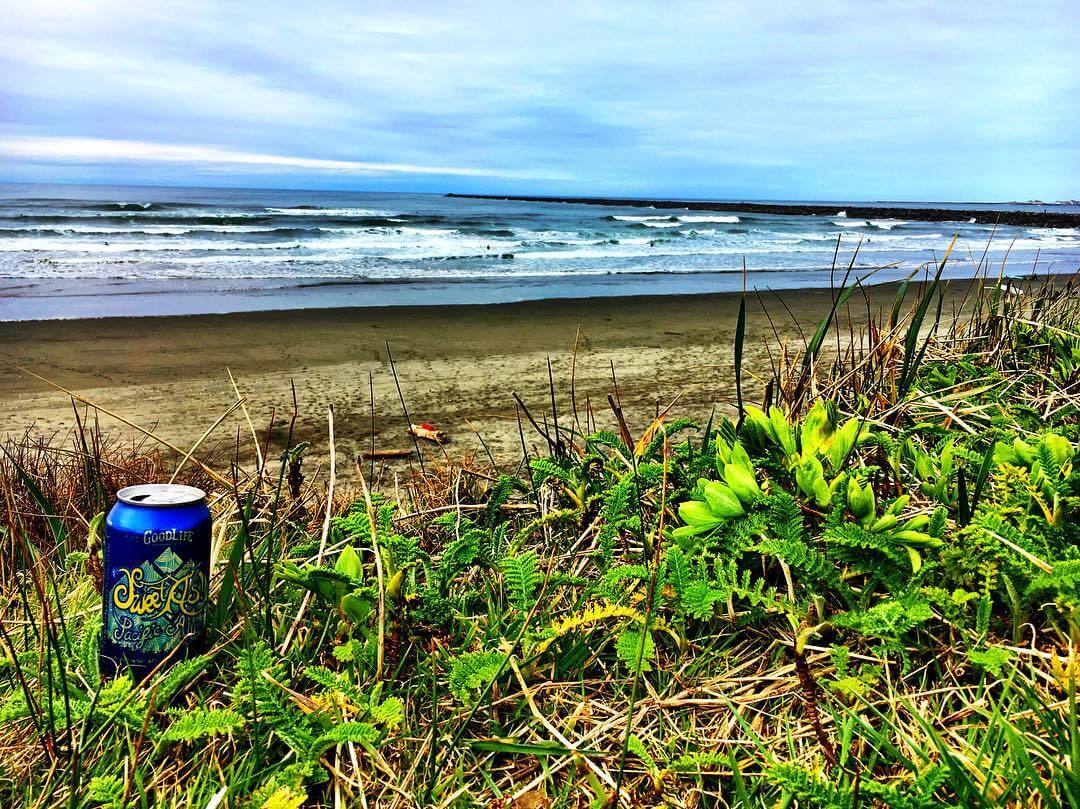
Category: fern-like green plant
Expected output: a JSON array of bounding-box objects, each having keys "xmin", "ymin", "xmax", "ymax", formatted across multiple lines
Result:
[
  {"xmin": 670, "ymin": 750, "xmax": 729, "ymax": 773},
  {"xmin": 86, "ymin": 775, "xmax": 124, "ymax": 808},
  {"xmin": 665, "ymin": 546, "xmax": 690, "ymax": 609},
  {"xmin": 614, "ymin": 628, "xmax": 655, "ymax": 672},
  {"xmin": 162, "ymin": 707, "xmax": 245, "ymax": 743},
  {"xmin": 682, "ymin": 579, "xmax": 729, "ymax": 620},
  {"xmin": 308, "ymin": 722, "xmax": 381, "ymax": 758},
  {"xmin": 501, "ymin": 550, "xmax": 543, "ymax": 611},
  {"xmin": 483, "ymin": 474, "xmax": 519, "ymax": 527},
  {"xmin": 766, "ymin": 762, "xmax": 853, "ymax": 808},
  {"xmin": 232, "ymin": 641, "xmax": 313, "ymax": 755},
  {"xmin": 447, "ymin": 650, "xmax": 505, "ymax": 703},
  {"xmin": 832, "ymin": 592, "xmax": 934, "ymax": 641},
  {"xmin": 754, "ymin": 492, "xmax": 851, "ymax": 603}
]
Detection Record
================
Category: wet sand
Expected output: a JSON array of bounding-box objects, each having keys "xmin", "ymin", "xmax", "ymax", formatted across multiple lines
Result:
[{"xmin": 0, "ymin": 281, "xmax": 977, "ymax": 478}]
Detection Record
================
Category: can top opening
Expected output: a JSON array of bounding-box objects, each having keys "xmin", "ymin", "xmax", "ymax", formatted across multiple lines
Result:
[{"xmin": 117, "ymin": 484, "xmax": 207, "ymax": 507}]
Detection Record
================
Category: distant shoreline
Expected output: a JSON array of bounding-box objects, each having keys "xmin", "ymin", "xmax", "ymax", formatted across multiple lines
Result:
[
  {"xmin": 6, "ymin": 265, "xmax": 1075, "ymax": 322},
  {"xmin": 446, "ymin": 193, "xmax": 1080, "ymax": 228}
]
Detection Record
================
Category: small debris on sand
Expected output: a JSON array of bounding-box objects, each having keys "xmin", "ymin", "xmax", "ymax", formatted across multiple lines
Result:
[{"xmin": 409, "ymin": 422, "xmax": 448, "ymax": 443}]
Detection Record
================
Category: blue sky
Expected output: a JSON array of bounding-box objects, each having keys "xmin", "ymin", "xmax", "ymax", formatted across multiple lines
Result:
[{"xmin": 1, "ymin": 1, "xmax": 1076, "ymax": 200}]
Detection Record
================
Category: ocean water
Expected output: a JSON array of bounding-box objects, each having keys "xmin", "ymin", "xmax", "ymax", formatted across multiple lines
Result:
[{"xmin": 1, "ymin": 183, "xmax": 1078, "ymax": 321}]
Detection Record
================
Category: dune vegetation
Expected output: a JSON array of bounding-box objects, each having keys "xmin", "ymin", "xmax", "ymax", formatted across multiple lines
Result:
[{"xmin": 2, "ymin": 264, "xmax": 1079, "ymax": 808}]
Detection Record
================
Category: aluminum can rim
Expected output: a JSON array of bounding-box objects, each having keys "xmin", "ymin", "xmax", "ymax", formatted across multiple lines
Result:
[{"xmin": 116, "ymin": 483, "xmax": 207, "ymax": 507}]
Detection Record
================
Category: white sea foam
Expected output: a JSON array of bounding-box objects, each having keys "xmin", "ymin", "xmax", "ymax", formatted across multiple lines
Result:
[
  {"xmin": 676, "ymin": 215, "xmax": 740, "ymax": 224},
  {"xmin": 830, "ymin": 218, "xmax": 907, "ymax": 229},
  {"xmin": 0, "ymin": 238, "xmax": 307, "ymax": 253},
  {"xmin": 266, "ymin": 207, "xmax": 392, "ymax": 216},
  {"xmin": 3, "ymin": 226, "xmax": 1069, "ymax": 263},
  {"xmin": 11, "ymin": 224, "xmax": 313, "ymax": 235},
  {"xmin": 2, "ymin": 194, "xmax": 1077, "ymax": 297},
  {"xmin": 1027, "ymin": 226, "xmax": 1079, "ymax": 237}
]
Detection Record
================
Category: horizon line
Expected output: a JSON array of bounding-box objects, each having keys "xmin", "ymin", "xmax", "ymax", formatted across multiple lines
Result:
[{"xmin": 0, "ymin": 178, "xmax": 1070, "ymax": 208}]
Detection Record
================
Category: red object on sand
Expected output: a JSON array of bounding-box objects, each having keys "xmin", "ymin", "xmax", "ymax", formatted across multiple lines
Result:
[{"xmin": 409, "ymin": 423, "xmax": 448, "ymax": 443}]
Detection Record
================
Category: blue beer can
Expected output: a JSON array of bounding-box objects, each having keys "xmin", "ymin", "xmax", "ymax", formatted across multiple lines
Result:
[{"xmin": 101, "ymin": 484, "xmax": 212, "ymax": 676}]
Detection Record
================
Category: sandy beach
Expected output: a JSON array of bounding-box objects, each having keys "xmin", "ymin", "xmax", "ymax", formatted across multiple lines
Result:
[{"xmin": 0, "ymin": 280, "xmax": 980, "ymax": 478}]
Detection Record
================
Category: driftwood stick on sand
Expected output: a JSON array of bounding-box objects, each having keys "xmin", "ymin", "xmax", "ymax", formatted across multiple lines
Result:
[{"xmin": 360, "ymin": 449, "xmax": 413, "ymax": 460}]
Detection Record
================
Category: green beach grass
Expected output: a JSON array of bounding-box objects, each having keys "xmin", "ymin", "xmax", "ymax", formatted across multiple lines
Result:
[{"xmin": 1, "ymin": 267, "xmax": 1079, "ymax": 808}]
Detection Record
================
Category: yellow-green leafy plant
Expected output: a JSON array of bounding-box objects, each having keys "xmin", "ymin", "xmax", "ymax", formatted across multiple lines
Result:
[{"xmin": 743, "ymin": 401, "xmax": 870, "ymax": 507}]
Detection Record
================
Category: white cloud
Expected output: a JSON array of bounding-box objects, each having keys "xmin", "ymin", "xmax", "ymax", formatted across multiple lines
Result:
[
  {"xmin": 0, "ymin": 1, "xmax": 1076, "ymax": 197},
  {"xmin": 0, "ymin": 135, "xmax": 567, "ymax": 179},
  {"xmin": 0, "ymin": 34, "xmax": 355, "ymax": 127}
]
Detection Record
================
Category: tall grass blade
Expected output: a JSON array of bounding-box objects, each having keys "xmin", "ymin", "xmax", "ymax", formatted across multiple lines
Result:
[{"xmin": 735, "ymin": 294, "xmax": 746, "ymax": 424}]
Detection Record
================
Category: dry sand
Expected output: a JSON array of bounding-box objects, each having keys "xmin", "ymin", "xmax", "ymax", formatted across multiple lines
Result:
[{"xmin": 0, "ymin": 282, "xmax": 975, "ymax": 480}]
